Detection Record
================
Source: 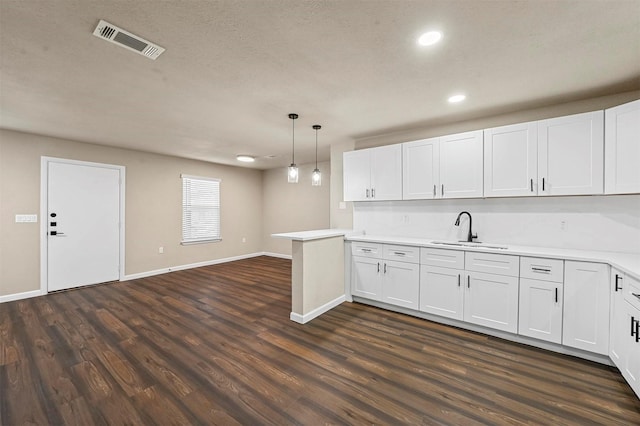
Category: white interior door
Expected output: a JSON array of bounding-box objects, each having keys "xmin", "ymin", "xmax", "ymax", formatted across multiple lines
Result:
[{"xmin": 47, "ymin": 160, "xmax": 122, "ymax": 291}]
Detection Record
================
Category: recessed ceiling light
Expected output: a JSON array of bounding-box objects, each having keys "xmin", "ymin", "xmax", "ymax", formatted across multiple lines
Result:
[
  {"xmin": 448, "ymin": 94, "xmax": 466, "ymax": 103},
  {"xmin": 236, "ymin": 155, "xmax": 255, "ymax": 163},
  {"xmin": 417, "ymin": 31, "xmax": 442, "ymax": 46}
]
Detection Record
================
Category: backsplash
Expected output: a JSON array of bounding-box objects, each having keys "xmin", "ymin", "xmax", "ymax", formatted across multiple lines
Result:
[{"xmin": 353, "ymin": 194, "xmax": 640, "ymax": 254}]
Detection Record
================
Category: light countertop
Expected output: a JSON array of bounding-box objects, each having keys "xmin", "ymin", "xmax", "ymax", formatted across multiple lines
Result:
[
  {"xmin": 346, "ymin": 234, "xmax": 640, "ymax": 280},
  {"xmin": 271, "ymin": 229, "xmax": 358, "ymax": 242}
]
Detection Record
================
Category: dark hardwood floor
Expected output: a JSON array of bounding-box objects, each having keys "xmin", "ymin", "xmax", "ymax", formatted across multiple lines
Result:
[{"xmin": 1, "ymin": 256, "xmax": 639, "ymax": 425}]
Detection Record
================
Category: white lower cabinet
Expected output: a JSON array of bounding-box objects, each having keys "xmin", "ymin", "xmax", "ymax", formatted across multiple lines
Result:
[
  {"xmin": 420, "ymin": 265, "xmax": 464, "ymax": 320},
  {"xmin": 351, "ymin": 256, "xmax": 382, "ymax": 301},
  {"xmin": 519, "ymin": 278, "xmax": 563, "ymax": 344},
  {"xmin": 621, "ymin": 302, "xmax": 640, "ymax": 398},
  {"xmin": 610, "ymin": 269, "xmax": 626, "ymax": 366},
  {"xmin": 419, "ymin": 249, "xmax": 519, "ymax": 333},
  {"xmin": 351, "ymin": 243, "xmax": 419, "ymax": 309},
  {"xmin": 464, "ymin": 271, "xmax": 519, "ymax": 333},
  {"xmin": 611, "ymin": 269, "xmax": 640, "ymax": 398},
  {"xmin": 563, "ymin": 261, "xmax": 610, "ymax": 355},
  {"xmin": 382, "ymin": 260, "xmax": 419, "ymax": 310},
  {"xmin": 518, "ymin": 257, "xmax": 564, "ymax": 344}
]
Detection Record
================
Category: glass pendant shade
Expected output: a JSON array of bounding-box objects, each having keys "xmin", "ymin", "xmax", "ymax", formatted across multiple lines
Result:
[
  {"xmin": 288, "ymin": 164, "xmax": 299, "ymax": 183},
  {"xmin": 312, "ymin": 168, "xmax": 322, "ymax": 186}
]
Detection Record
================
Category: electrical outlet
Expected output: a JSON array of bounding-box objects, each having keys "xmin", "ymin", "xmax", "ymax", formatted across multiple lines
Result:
[
  {"xmin": 158, "ymin": 246, "xmax": 164, "ymax": 254},
  {"xmin": 560, "ymin": 220, "xmax": 567, "ymax": 231}
]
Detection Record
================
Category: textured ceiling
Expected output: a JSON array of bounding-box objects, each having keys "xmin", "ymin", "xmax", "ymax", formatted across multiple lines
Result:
[{"xmin": 1, "ymin": 0, "xmax": 639, "ymax": 169}]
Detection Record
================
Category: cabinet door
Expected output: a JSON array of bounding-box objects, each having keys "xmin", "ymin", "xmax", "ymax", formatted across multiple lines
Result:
[
  {"xmin": 439, "ymin": 130, "xmax": 484, "ymax": 198},
  {"xmin": 464, "ymin": 271, "xmax": 519, "ymax": 333},
  {"xmin": 518, "ymin": 278, "xmax": 563, "ymax": 344},
  {"xmin": 343, "ymin": 150, "xmax": 371, "ymax": 201},
  {"xmin": 382, "ymin": 260, "xmax": 419, "ymax": 310},
  {"xmin": 622, "ymin": 303, "xmax": 640, "ymax": 398},
  {"xmin": 351, "ymin": 256, "xmax": 382, "ymax": 300},
  {"xmin": 537, "ymin": 111, "xmax": 604, "ymax": 196},
  {"xmin": 610, "ymin": 269, "xmax": 626, "ymax": 367},
  {"xmin": 563, "ymin": 261, "xmax": 610, "ymax": 355},
  {"xmin": 605, "ymin": 99, "xmax": 640, "ymax": 194},
  {"xmin": 370, "ymin": 144, "xmax": 403, "ymax": 200},
  {"xmin": 419, "ymin": 265, "xmax": 464, "ymax": 320},
  {"xmin": 402, "ymin": 138, "xmax": 440, "ymax": 200},
  {"xmin": 484, "ymin": 123, "xmax": 538, "ymax": 197}
]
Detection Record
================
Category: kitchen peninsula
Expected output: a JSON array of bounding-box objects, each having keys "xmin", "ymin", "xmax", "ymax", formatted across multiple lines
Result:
[{"xmin": 271, "ymin": 229, "xmax": 355, "ymax": 324}]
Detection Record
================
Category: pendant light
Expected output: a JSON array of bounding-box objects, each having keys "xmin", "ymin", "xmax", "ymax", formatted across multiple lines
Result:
[
  {"xmin": 287, "ymin": 113, "xmax": 299, "ymax": 183},
  {"xmin": 311, "ymin": 125, "xmax": 322, "ymax": 186}
]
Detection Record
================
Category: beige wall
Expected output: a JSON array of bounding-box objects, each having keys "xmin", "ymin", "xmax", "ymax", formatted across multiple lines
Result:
[
  {"xmin": 261, "ymin": 162, "xmax": 331, "ymax": 256},
  {"xmin": 0, "ymin": 130, "xmax": 263, "ymax": 297}
]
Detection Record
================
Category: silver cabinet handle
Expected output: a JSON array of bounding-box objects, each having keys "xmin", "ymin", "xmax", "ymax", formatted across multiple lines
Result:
[
  {"xmin": 530, "ymin": 178, "xmax": 534, "ymax": 192},
  {"xmin": 633, "ymin": 293, "xmax": 640, "ymax": 300},
  {"xmin": 371, "ymin": 188, "xmax": 375, "ymax": 198},
  {"xmin": 366, "ymin": 188, "xmax": 370, "ymax": 198},
  {"xmin": 384, "ymin": 263, "xmax": 387, "ymax": 274},
  {"xmin": 393, "ymin": 252, "xmax": 406, "ymax": 256},
  {"xmin": 433, "ymin": 185, "xmax": 436, "ymax": 197},
  {"xmin": 542, "ymin": 177, "xmax": 546, "ymax": 191},
  {"xmin": 458, "ymin": 274, "xmax": 461, "ymax": 287},
  {"xmin": 361, "ymin": 248, "xmax": 372, "ymax": 253},
  {"xmin": 467, "ymin": 275, "xmax": 470, "ymax": 288},
  {"xmin": 441, "ymin": 184, "xmax": 444, "ymax": 197},
  {"xmin": 377, "ymin": 262, "xmax": 380, "ymax": 273}
]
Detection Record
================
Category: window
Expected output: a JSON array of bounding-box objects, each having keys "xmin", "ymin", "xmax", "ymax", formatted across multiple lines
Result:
[{"xmin": 181, "ymin": 174, "xmax": 221, "ymax": 244}]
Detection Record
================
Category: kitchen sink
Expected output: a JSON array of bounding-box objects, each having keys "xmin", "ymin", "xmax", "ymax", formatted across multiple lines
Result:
[{"xmin": 430, "ymin": 241, "xmax": 508, "ymax": 250}]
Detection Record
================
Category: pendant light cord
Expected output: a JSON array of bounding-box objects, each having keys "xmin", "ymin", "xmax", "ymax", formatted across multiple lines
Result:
[
  {"xmin": 315, "ymin": 128, "xmax": 318, "ymax": 169},
  {"xmin": 291, "ymin": 118, "xmax": 295, "ymax": 164}
]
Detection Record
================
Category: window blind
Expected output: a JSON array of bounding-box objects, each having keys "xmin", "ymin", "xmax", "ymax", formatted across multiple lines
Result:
[{"xmin": 181, "ymin": 175, "xmax": 221, "ymax": 244}]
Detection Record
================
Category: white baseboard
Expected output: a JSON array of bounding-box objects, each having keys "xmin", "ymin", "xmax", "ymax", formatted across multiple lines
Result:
[
  {"xmin": 0, "ymin": 289, "xmax": 45, "ymax": 303},
  {"xmin": 262, "ymin": 252, "xmax": 292, "ymax": 260},
  {"xmin": 2, "ymin": 252, "xmax": 289, "ymax": 303},
  {"xmin": 122, "ymin": 252, "xmax": 267, "ymax": 281},
  {"xmin": 290, "ymin": 294, "xmax": 346, "ymax": 324}
]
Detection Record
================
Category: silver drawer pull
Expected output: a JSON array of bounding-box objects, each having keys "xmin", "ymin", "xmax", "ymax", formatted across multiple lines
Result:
[
  {"xmin": 393, "ymin": 252, "xmax": 406, "ymax": 256},
  {"xmin": 531, "ymin": 267, "xmax": 551, "ymax": 273},
  {"xmin": 361, "ymin": 248, "xmax": 372, "ymax": 253},
  {"xmin": 633, "ymin": 293, "xmax": 640, "ymax": 300}
]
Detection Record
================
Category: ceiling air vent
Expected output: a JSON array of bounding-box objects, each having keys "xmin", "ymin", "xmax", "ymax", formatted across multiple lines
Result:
[{"xmin": 92, "ymin": 20, "xmax": 165, "ymax": 60}]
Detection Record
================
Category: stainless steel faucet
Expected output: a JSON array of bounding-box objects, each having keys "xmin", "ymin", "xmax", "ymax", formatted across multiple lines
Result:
[{"xmin": 455, "ymin": 211, "xmax": 478, "ymax": 242}]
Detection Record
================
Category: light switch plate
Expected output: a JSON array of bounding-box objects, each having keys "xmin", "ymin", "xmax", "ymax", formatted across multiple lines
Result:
[{"xmin": 16, "ymin": 214, "xmax": 38, "ymax": 223}]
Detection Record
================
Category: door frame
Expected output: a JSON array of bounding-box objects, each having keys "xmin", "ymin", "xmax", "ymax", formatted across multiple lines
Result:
[{"xmin": 40, "ymin": 156, "xmax": 126, "ymax": 294}]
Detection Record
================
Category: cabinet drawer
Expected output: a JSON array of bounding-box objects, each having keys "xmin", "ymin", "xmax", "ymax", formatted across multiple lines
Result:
[
  {"xmin": 383, "ymin": 244, "xmax": 419, "ymax": 263},
  {"xmin": 421, "ymin": 248, "xmax": 464, "ymax": 269},
  {"xmin": 624, "ymin": 274, "xmax": 640, "ymax": 311},
  {"xmin": 351, "ymin": 242, "xmax": 383, "ymax": 258},
  {"xmin": 520, "ymin": 257, "xmax": 564, "ymax": 283},
  {"xmin": 465, "ymin": 252, "xmax": 519, "ymax": 277}
]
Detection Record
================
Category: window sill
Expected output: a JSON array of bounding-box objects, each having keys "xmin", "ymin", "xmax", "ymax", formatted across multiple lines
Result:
[{"xmin": 181, "ymin": 239, "xmax": 222, "ymax": 246}]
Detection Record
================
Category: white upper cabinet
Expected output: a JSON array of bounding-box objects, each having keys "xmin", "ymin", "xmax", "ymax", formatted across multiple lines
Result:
[
  {"xmin": 343, "ymin": 149, "xmax": 371, "ymax": 201},
  {"xmin": 343, "ymin": 145, "xmax": 402, "ymax": 201},
  {"xmin": 537, "ymin": 111, "xmax": 604, "ymax": 196},
  {"xmin": 484, "ymin": 122, "xmax": 538, "ymax": 197},
  {"xmin": 605, "ymin": 99, "xmax": 640, "ymax": 194},
  {"xmin": 370, "ymin": 144, "xmax": 403, "ymax": 201},
  {"xmin": 440, "ymin": 131, "xmax": 484, "ymax": 199},
  {"xmin": 403, "ymin": 131, "xmax": 483, "ymax": 200},
  {"xmin": 402, "ymin": 137, "xmax": 440, "ymax": 200}
]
